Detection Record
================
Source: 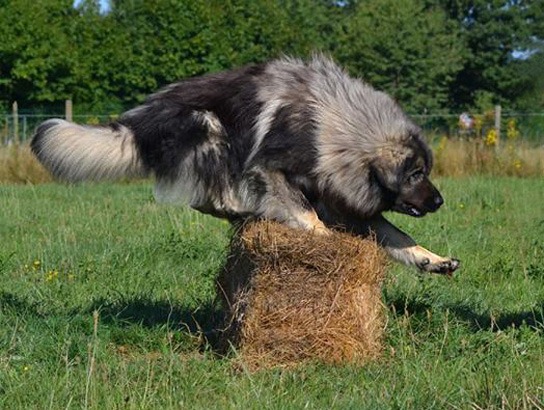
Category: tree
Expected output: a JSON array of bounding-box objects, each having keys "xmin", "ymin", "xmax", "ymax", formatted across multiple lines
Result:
[
  {"xmin": 0, "ymin": 0, "xmax": 77, "ymax": 109},
  {"xmin": 439, "ymin": 0, "xmax": 544, "ymax": 110},
  {"xmin": 207, "ymin": 0, "xmax": 335, "ymax": 65},
  {"xmin": 2, "ymin": 0, "xmax": 540, "ymax": 113},
  {"xmin": 333, "ymin": 0, "xmax": 465, "ymax": 113},
  {"xmin": 101, "ymin": 0, "xmax": 334, "ymax": 107}
]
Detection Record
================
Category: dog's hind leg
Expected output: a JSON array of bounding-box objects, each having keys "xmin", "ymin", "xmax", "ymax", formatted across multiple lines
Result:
[{"xmin": 239, "ymin": 168, "xmax": 329, "ymax": 234}]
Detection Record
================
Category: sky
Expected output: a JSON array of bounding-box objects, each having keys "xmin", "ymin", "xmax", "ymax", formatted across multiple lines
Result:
[
  {"xmin": 97, "ymin": 0, "xmax": 109, "ymax": 13},
  {"xmin": 74, "ymin": 0, "xmax": 110, "ymax": 13}
]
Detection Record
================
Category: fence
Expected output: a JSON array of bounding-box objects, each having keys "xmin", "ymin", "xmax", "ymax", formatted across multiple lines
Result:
[
  {"xmin": 1, "ymin": 113, "xmax": 115, "ymax": 145},
  {"xmin": 412, "ymin": 111, "xmax": 544, "ymax": 144},
  {"xmin": 2, "ymin": 101, "xmax": 544, "ymax": 145}
]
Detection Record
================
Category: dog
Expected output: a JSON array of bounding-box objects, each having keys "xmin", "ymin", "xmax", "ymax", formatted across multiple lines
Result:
[{"xmin": 31, "ymin": 55, "xmax": 459, "ymax": 274}]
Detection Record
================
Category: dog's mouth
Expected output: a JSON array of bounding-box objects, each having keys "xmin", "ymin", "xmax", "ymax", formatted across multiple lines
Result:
[
  {"xmin": 406, "ymin": 205, "xmax": 425, "ymax": 217},
  {"xmin": 393, "ymin": 194, "xmax": 444, "ymax": 217},
  {"xmin": 393, "ymin": 202, "xmax": 428, "ymax": 218}
]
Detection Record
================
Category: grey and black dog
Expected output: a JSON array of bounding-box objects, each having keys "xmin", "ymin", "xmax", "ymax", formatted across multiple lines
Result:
[{"xmin": 31, "ymin": 55, "xmax": 459, "ymax": 274}]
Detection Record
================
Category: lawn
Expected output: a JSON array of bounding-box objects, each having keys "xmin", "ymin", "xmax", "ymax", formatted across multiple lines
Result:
[{"xmin": 1, "ymin": 178, "xmax": 543, "ymax": 409}]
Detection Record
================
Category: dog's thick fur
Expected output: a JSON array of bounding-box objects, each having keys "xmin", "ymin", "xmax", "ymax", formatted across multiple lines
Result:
[{"xmin": 31, "ymin": 56, "xmax": 458, "ymax": 274}]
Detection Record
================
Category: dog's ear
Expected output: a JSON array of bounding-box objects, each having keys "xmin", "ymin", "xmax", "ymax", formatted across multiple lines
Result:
[{"xmin": 370, "ymin": 156, "xmax": 401, "ymax": 193}]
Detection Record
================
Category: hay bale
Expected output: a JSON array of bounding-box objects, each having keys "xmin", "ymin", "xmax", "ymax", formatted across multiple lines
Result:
[{"xmin": 217, "ymin": 220, "xmax": 387, "ymax": 370}]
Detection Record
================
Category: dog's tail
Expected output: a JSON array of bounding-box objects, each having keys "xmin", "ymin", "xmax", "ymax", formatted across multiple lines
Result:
[{"xmin": 31, "ymin": 119, "xmax": 146, "ymax": 182}]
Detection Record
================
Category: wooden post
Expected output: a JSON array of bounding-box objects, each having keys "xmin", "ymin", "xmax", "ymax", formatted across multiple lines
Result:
[
  {"xmin": 12, "ymin": 101, "xmax": 19, "ymax": 144},
  {"xmin": 65, "ymin": 99, "xmax": 73, "ymax": 122},
  {"xmin": 22, "ymin": 115, "xmax": 27, "ymax": 143},
  {"xmin": 2, "ymin": 118, "xmax": 7, "ymax": 145},
  {"xmin": 494, "ymin": 105, "xmax": 501, "ymax": 148}
]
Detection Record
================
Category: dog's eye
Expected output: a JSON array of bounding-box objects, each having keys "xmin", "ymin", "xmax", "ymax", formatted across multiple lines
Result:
[{"xmin": 408, "ymin": 170, "xmax": 424, "ymax": 183}]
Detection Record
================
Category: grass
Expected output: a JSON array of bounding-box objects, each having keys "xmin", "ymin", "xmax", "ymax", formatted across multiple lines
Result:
[{"xmin": 1, "ymin": 178, "xmax": 544, "ymax": 409}]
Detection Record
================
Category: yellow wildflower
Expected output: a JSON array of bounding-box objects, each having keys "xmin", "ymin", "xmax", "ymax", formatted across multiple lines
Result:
[
  {"xmin": 435, "ymin": 136, "xmax": 447, "ymax": 156},
  {"xmin": 86, "ymin": 116, "xmax": 100, "ymax": 125},
  {"xmin": 45, "ymin": 270, "xmax": 59, "ymax": 282},
  {"xmin": 485, "ymin": 129, "xmax": 498, "ymax": 146},
  {"xmin": 506, "ymin": 119, "xmax": 520, "ymax": 141}
]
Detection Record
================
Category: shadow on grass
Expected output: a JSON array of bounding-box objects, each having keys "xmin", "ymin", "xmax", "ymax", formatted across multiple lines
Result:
[
  {"xmin": 449, "ymin": 303, "xmax": 544, "ymax": 332},
  {"xmin": 386, "ymin": 294, "xmax": 544, "ymax": 332},
  {"xmin": 0, "ymin": 290, "xmax": 228, "ymax": 352},
  {"xmin": 4, "ymin": 289, "xmax": 543, "ymax": 350},
  {"xmin": 87, "ymin": 296, "xmax": 228, "ymax": 351},
  {"xmin": 0, "ymin": 291, "xmax": 47, "ymax": 318}
]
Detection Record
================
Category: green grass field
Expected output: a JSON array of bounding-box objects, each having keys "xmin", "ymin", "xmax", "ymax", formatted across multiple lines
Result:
[{"xmin": 1, "ymin": 178, "xmax": 544, "ymax": 409}]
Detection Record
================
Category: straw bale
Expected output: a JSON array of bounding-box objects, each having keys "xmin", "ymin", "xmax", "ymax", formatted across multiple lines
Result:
[{"xmin": 217, "ymin": 220, "xmax": 387, "ymax": 370}]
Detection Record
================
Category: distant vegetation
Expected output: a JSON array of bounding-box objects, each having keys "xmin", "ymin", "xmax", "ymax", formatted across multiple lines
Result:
[{"xmin": 1, "ymin": 0, "xmax": 543, "ymax": 115}]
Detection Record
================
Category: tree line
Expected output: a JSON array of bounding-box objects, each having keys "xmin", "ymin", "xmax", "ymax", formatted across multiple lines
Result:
[{"xmin": 1, "ymin": 0, "xmax": 543, "ymax": 115}]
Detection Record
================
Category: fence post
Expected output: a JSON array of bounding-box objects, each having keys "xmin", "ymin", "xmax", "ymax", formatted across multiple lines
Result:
[
  {"xmin": 65, "ymin": 99, "xmax": 73, "ymax": 122},
  {"xmin": 23, "ymin": 115, "xmax": 27, "ymax": 142},
  {"xmin": 12, "ymin": 101, "xmax": 19, "ymax": 144},
  {"xmin": 2, "ymin": 116, "xmax": 7, "ymax": 145},
  {"xmin": 494, "ymin": 105, "xmax": 501, "ymax": 148}
]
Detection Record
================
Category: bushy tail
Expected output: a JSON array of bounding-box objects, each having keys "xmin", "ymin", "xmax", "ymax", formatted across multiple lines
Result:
[{"xmin": 31, "ymin": 119, "xmax": 146, "ymax": 182}]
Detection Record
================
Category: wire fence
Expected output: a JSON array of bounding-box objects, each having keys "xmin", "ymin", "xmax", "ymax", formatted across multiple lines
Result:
[
  {"xmin": 1, "ymin": 114, "xmax": 115, "ymax": 145},
  {"xmin": 412, "ymin": 112, "xmax": 544, "ymax": 144},
  {"xmin": 2, "ymin": 110, "xmax": 544, "ymax": 145}
]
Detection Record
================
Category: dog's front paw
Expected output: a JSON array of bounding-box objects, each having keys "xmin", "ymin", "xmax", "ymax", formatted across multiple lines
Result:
[{"xmin": 418, "ymin": 257, "xmax": 460, "ymax": 276}]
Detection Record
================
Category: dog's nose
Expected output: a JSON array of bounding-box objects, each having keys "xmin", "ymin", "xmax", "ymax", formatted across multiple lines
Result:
[{"xmin": 433, "ymin": 195, "xmax": 444, "ymax": 209}]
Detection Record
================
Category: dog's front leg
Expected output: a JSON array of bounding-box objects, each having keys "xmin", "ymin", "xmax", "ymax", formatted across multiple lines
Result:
[
  {"xmin": 335, "ymin": 214, "xmax": 459, "ymax": 274},
  {"xmin": 367, "ymin": 215, "xmax": 459, "ymax": 274}
]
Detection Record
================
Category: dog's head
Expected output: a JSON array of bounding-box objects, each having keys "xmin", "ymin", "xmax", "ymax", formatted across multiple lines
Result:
[{"xmin": 371, "ymin": 133, "xmax": 443, "ymax": 217}]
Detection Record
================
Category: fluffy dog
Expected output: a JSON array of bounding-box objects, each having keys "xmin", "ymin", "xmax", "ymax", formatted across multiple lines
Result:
[{"xmin": 31, "ymin": 55, "xmax": 459, "ymax": 274}]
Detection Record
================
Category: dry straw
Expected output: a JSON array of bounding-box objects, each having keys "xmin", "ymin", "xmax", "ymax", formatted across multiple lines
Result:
[
  {"xmin": 432, "ymin": 137, "xmax": 544, "ymax": 177},
  {"xmin": 217, "ymin": 220, "xmax": 388, "ymax": 370},
  {"xmin": 0, "ymin": 145, "xmax": 52, "ymax": 184}
]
